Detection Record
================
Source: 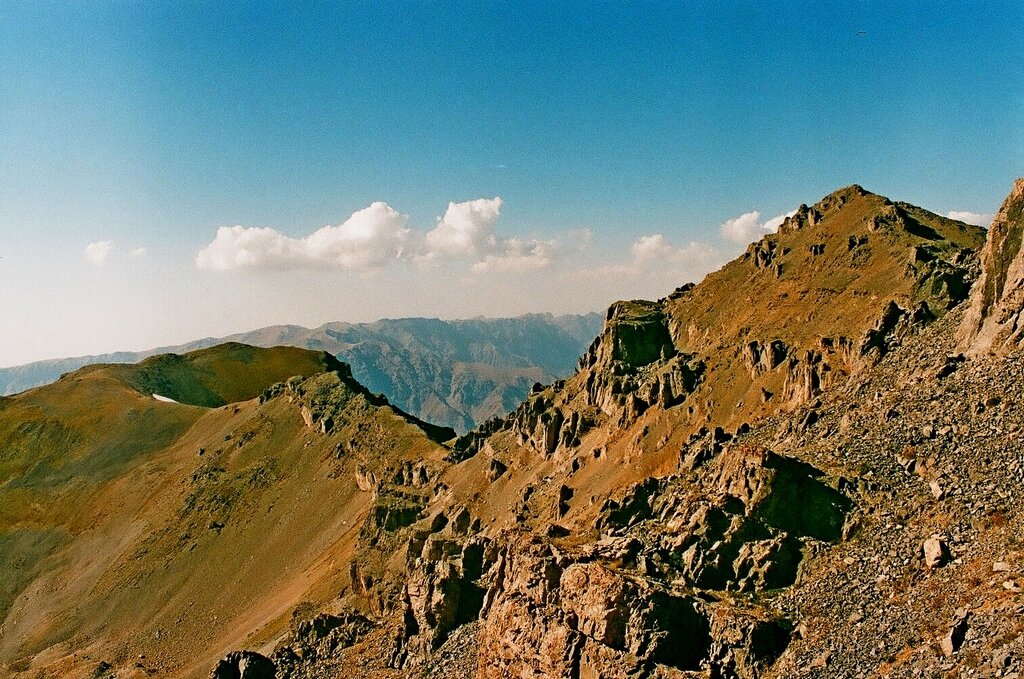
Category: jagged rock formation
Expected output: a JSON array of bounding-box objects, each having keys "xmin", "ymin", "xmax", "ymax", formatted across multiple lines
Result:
[
  {"xmin": 959, "ymin": 177, "xmax": 1024, "ymax": 355},
  {"xmin": 470, "ymin": 443, "xmax": 847, "ymax": 678}
]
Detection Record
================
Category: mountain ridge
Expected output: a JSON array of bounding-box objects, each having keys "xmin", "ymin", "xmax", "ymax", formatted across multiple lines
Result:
[{"xmin": 0, "ymin": 312, "xmax": 604, "ymax": 432}]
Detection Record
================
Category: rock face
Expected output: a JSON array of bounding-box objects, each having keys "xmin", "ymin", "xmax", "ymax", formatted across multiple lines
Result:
[
  {"xmin": 959, "ymin": 178, "xmax": 1024, "ymax": 355},
  {"xmin": 584, "ymin": 300, "xmax": 676, "ymax": 369},
  {"xmin": 474, "ymin": 532, "xmax": 792, "ymax": 678},
  {"xmin": 209, "ymin": 651, "xmax": 275, "ymax": 679}
]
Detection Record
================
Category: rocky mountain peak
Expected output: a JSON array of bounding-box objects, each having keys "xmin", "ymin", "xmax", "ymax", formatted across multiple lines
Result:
[
  {"xmin": 453, "ymin": 183, "xmax": 985, "ymax": 482},
  {"xmin": 958, "ymin": 178, "xmax": 1024, "ymax": 355},
  {"xmin": 778, "ymin": 184, "xmax": 874, "ymax": 235}
]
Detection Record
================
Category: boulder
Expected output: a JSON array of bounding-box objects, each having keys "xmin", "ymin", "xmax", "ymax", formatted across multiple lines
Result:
[
  {"xmin": 209, "ymin": 650, "xmax": 275, "ymax": 679},
  {"xmin": 939, "ymin": 609, "xmax": 970, "ymax": 657},
  {"xmin": 923, "ymin": 536, "xmax": 950, "ymax": 568}
]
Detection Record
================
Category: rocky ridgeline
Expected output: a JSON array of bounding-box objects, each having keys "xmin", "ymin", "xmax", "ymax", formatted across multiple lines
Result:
[
  {"xmin": 207, "ymin": 181, "xmax": 1022, "ymax": 679},
  {"xmin": 736, "ymin": 188, "xmax": 979, "ymax": 414},
  {"xmin": 452, "ymin": 300, "xmax": 706, "ymax": 461},
  {"xmin": 262, "ymin": 364, "xmax": 455, "ymax": 444}
]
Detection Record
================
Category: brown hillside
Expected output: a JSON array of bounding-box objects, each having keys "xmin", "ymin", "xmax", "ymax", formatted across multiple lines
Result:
[
  {"xmin": 451, "ymin": 184, "xmax": 985, "ymax": 512},
  {"xmin": 0, "ymin": 345, "xmax": 453, "ymax": 677}
]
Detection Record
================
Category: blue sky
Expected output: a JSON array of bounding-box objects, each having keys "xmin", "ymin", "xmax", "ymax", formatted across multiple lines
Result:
[{"xmin": 0, "ymin": 1, "xmax": 1021, "ymax": 365}]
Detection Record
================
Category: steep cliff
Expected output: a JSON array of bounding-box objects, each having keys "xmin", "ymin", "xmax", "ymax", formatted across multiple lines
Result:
[{"xmin": 958, "ymin": 177, "xmax": 1024, "ymax": 355}]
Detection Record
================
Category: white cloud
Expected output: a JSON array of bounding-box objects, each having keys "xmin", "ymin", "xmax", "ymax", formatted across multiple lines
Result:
[
  {"xmin": 196, "ymin": 202, "xmax": 411, "ymax": 271},
  {"xmin": 631, "ymin": 234, "xmax": 675, "ymax": 263},
  {"xmin": 947, "ymin": 210, "xmax": 993, "ymax": 227},
  {"xmin": 630, "ymin": 234, "xmax": 718, "ymax": 267},
  {"xmin": 579, "ymin": 233, "xmax": 719, "ymax": 278},
  {"xmin": 197, "ymin": 196, "xmax": 570, "ymax": 275},
  {"xmin": 304, "ymin": 202, "xmax": 411, "ymax": 268},
  {"xmin": 471, "ymin": 238, "xmax": 559, "ymax": 273},
  {"xmin": 761, "ymin": 210, "xmax": 797, "ymax": 232},
  {"xmin": 85, "ymin": 241, "xmax": 113, "ymax": 266},
  {"xmin": 719, "ymin": 209, "xmax": 796, "ymax": 244},
  {"xmin": 129, "ymin": 247, "xmax": 148, "ymax": 259},
  {"xmin": 425, "ymin": 197, "xmax": 502, "ymax": 258}
]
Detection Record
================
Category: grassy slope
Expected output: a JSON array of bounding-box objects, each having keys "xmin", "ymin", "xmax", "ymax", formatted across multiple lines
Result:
[
  {"xmin": 1, "ymin": 388, "xmax": 445, "ymax": 677},
  {"xmin": 0, "ymin": 345, "xmax": 349, "ymax": 648},
  {"xmin": 662, "ymin": 186, "xmax": 985, "ymax": 430}
]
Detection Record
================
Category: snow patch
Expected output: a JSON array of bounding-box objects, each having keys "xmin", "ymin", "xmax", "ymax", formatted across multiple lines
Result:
[{"xmin": 152, "ymin": 393, "xmax": 179, "ymax": 404}]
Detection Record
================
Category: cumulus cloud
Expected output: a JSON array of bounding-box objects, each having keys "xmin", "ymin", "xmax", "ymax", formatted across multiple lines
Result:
[
  {"xmin": 197, "ymin": 196, "xmax": 571, "ymax": 274},
  {"xmin": 84, "ymin": 241, "xmax": 114, "ymax": 266},
  {"xmin": 630, "ymin": 234, "xmax": 718, "ymax": 267},
  {"xmin": 471, "ymin": 238, "xmax": 560, "ymax": 273},
  {"xmin": 196, "ymin": 202, "xmax": 410, "ymax": 271},
  {"xmin": 947, "ymin": 210, "xmax": 993, "ymax": 227},
  {"xmin": 129, "ymin": 247, "xmax": 148, "ymax": 259},
  {"xmin": 568, "ymin": 232, "xmax": 720, "ymax": 306},
  {"xmin": 425, "ymin": 197, "xmax": 502, "ymax": 258},
  {"xmin": 719, "ymin": 209, "xmax": 796, "ymax": 244},
  {"xmin": 304, "ymin": 202, "xmax": 411, "ymax": 268}
]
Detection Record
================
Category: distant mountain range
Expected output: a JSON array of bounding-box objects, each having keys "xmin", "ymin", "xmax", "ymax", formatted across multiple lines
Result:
[{"xmin": 0, "ymin": 312, "xmax": 603, "ymax": 432}]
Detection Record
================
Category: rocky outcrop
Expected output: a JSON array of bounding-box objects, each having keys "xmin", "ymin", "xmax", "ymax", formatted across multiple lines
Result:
[
  {"xmin": 748, "ymin": 238, "xmax": 784, "ymax": 275},
  {"xmin": 743, "ymin": 339, "xmax": 789, "ymax": 378},
  {"xmin": 959, "ymin": 178, "xmax": 1024, "ymax": 355},
  {"xmin": 778, "ymin": 202, "xmax": 823, "ymax": 233},
  {"xmin": 451, "ymin": 300, "xmax": 704, "ymax": 459},
  {"xmin": 274, "ymin": 611, "xmax": 375, "ymax": 671},
  {"xmin": 782, "ymin": 349, "xmax": 830, "ymax": 406},
  {"xmin": 400, "ymin": 509, "xmax": 490, "ymax": 663},
  {"xmin": 209, "ymin": 651, "xmax": 276, "ymax": 679},
  {"xmin": 581, "ymin": 301, "xmax": 677, "ymax": 370},
  {"xmin": 779, "ymin": 300, "xmax": 937, "ymax": 408},
  {"xmin": 574, "ymin": 300, "xmax": 703, "ymax": 426},
  {"xmin": 857, "ymin": 300, "xmax": 934, "ymax": 367},
  {"xmin": 474, "ymin": 533, "xmax": 791, "ymax": 678},
  {"xmin": 601, "ymin": 445, "xmax": 851, "ymax": 592},
  {"xmin": 362, "ymin": 487, "xmax": 428, "ymax": 534}
]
